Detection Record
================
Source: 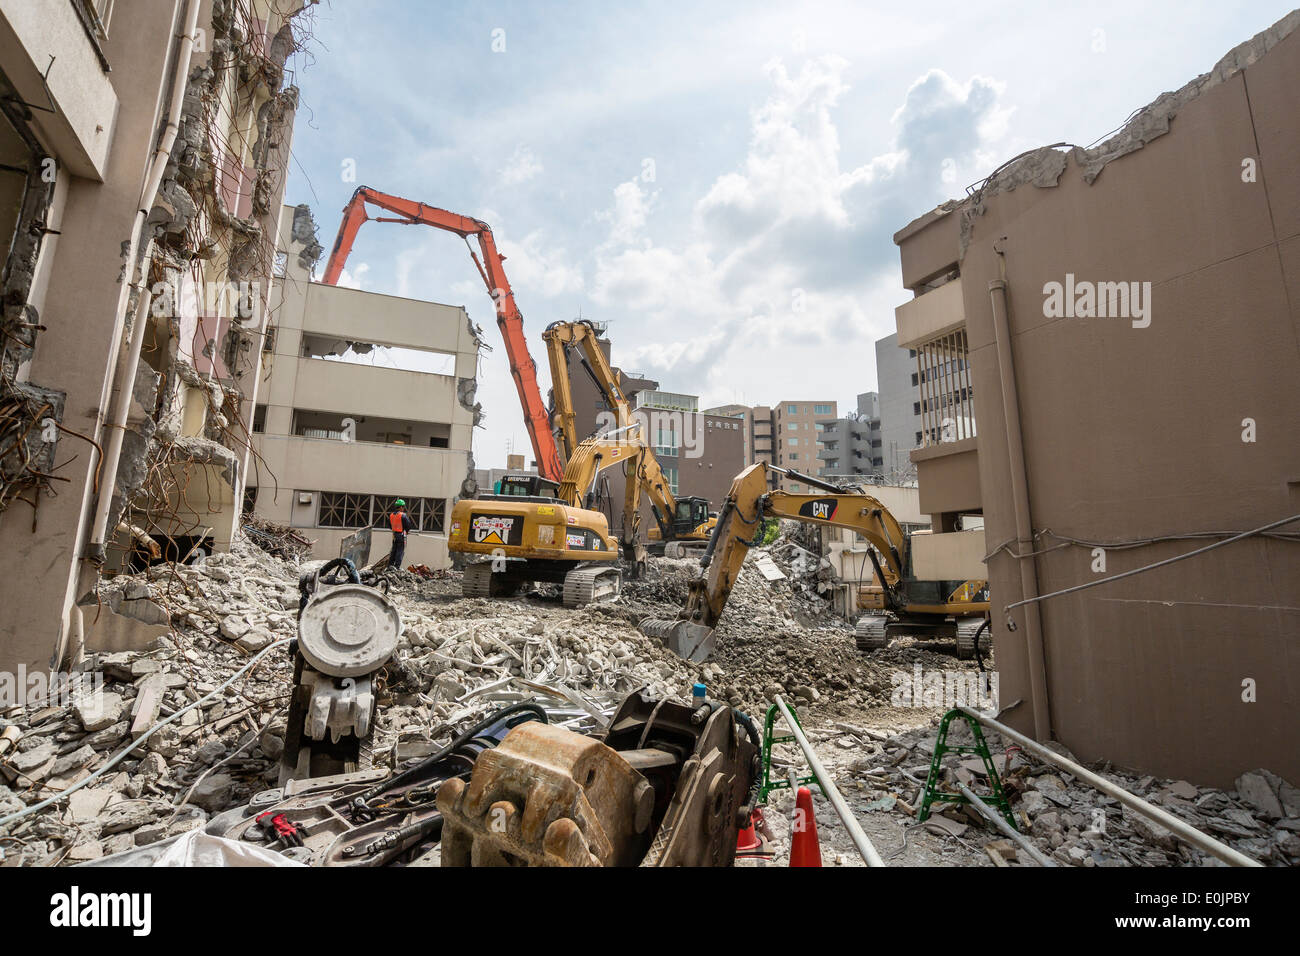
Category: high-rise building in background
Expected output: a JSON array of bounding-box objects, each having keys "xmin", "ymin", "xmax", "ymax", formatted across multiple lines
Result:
[
  {"xmin": 818, "ymin": 392, "xmax": 884, "ymax": 479},
  {"xmin": 875, "ymin": 332, "xmax": 924, "ymax": 482}
]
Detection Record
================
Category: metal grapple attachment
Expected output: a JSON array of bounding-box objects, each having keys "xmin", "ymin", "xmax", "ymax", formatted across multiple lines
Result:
[{"xmin": 639, "ymin": 617, "xmax": 716, "ymax": 662}]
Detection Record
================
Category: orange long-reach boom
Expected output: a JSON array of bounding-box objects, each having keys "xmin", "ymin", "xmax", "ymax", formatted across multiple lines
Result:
[{"xmin": 321, "ymin": 186, "xmax": 564, "ymax": 483}]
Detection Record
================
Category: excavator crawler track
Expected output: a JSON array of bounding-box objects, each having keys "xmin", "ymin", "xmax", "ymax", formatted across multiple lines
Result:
[
  {"xmin": 563, "ymin": 564, "xmax": 622, "ymax": 608},
  {"xmin": 461, "ymin": 561, "xmax": 494, "ymax": 599},
  {"xmin": 855, "ymin": 614, "xmax": 889, "ymax": 651},
  {"xmin": 955, "ymin": 617, "xmax": 991, "ymax": 661},
  {"xmin": 461, "ymin": 562, "xmax": 523, "ymax": 599}
]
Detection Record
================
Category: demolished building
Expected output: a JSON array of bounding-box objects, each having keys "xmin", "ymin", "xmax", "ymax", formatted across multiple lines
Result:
[
  {"xmin": 0, "ymin": 0, "xmax": 312, "ymax": 675},
  {"xmin": 247, "ymin": 202, "xmax": 483, "ymax": 569}
]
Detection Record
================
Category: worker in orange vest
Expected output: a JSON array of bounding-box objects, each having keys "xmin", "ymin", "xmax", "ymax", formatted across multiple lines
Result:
[{"xmin": 386, "ymin": 499, "xmax": 414, "ymax": 572}]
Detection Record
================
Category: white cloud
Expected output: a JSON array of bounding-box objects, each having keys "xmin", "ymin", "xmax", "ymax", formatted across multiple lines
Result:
[
  {"xmin": 496, "ymin": 229, "xmax": 585, "ymax": 298},
  {"xmin": 584, "ymin": 55, "xmax": 1009, "ymax": 409},
  {"xmin": 499, "ymin": 145, "xmax": 543, "ymax": 186},
  {"xmin": 335, "ymin": 262, "xmax": 370, "ymax": 289}
]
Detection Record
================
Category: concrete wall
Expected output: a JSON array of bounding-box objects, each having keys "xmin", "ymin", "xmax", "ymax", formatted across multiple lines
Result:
[
  {"xmin": 0, "ymin": 5, "xmax": 181, "ymax": 674},
  {"xmin": 927, "ymin": 16, "xmax": 1300, "ymax": 785}
]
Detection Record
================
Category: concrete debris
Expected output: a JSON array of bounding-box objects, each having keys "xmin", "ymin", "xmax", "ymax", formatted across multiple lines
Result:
[
  {"xmin": 0, "ymin": 530, "xmax": 1292, "ymax": 867},
  {"xmin": 241, "ymin": 513, "xmax": 314, "ymax": 562}
]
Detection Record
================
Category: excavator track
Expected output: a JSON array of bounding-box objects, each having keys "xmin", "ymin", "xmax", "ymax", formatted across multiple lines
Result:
[
  {"xmin": 855, "ymin": 614, "xmax": 889, "ymax": 651},
  {"xmin": 955, "ymin": 617, "xmax": 991, "ymax": 661},
  {"xmin": 563, "ymin": 564, "xmax": 622, "ymax": 608},
  {"xmin": 461, "ymin": 561, "xmax": 495, "ymax": 599}
]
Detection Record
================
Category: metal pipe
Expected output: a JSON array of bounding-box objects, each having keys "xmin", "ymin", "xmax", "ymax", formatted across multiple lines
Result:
[
  {"xmin": 957, "ymin": 706, "xmax": 1262, "ymax": 867},
  {"xmin": 87, "ymin": 0, "xmax": 203, "ymax": 558},
  {"xmin": 897, "ymin": 765, "xmax": 1054, "ymax": 865},
  {"xmin": 988, "ymin": 256, "xmax": 1051, "ymax": 740},
  {"xmin": 956, "ymin": 781, "xmax": 1055, "ymax": 866},
  {"xmin": 773, "ymin": 696, "xmax": 886, "ymax": 867}
]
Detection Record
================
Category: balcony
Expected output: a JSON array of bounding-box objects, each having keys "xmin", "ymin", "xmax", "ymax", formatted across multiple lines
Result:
[
  {"xmin": 0, "ymin": 0, "xmax": 119, "ymax": 178},
  {"xmin": 253, "ymin": 433, "xmax": 470, "ymax": 497},
  {"xmin": 895, "ymin": 277, "xmax": 965, "ymax": 350},
  {"xmin": 293, "ymin": 357, "xmax": 466, "ymax": 425}
]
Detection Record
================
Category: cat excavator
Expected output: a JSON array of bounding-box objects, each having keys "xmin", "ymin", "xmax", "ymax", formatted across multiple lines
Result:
[
  {"xmin": 449, "ymin": 321, "xmax": 712, "ymax": 605},
  {"xmin": 541, "ymin": 319, "xmax": 715, "ymax": 557},
  {"xmin": 640, "ymin": 461, "xmax": 990, "ymax": 661}
]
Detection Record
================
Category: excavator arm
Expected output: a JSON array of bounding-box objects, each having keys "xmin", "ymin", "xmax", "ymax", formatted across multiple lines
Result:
[
  {"xmin": 321, "ymin": 186, "xmax": 564, "ymax": 483},
  {"xmin": 641, "ymin": 462, "xmax": 907, "ymax": 660},
  {"xmin": 541, "ymin": 320, "xmax": 630, "ymax": 463}
]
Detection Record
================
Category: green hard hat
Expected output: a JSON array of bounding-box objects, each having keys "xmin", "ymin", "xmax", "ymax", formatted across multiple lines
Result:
[{"xmin": 394, "ymin": 499, "xmax": 406, "ymax": 507}]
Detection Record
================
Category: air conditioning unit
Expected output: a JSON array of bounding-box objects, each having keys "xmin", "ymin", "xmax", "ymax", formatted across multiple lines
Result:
[{"xmin": 298, "ymin": 492, "xmax": 313, "ymax": 504}]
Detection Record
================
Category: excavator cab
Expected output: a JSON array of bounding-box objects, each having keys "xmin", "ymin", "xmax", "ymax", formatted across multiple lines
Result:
[
  {"xmin": 672, "ymin": 497, "xmax": 712, "ymax": 537},
  {"xmin": 489, "ymin": 475, "xmax": 561, "ymax": 502}
]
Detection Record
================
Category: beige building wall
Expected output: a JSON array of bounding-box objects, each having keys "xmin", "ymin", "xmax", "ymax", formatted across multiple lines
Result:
[
  {"xmin": 771, "ymin": 399, "xmax": 838, "ymax": 491},
  {"xmin": 0, "ymin": 2, "xmax": 304, "ymax": 674},
  {"xmin": 893, "ymin": 12, "xmax": 1300, "ymax": 786},
  {"xmin": 250, "ymin": 204, "xmax": 480, "ymax": 569}
]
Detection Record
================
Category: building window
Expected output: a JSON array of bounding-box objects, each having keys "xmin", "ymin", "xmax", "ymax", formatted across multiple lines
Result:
[
  {"xmin": 319, "ymin": 492, "xmax": 371, "ymax": 528},
  {"xmin": 242, "ymin": 486, "xmax": 258, "ymax": 515},
  {"xmin": 663, "ymin": 467, "xmax": 678, "ymax": 495},
  {"xmin": 789, "ymin": 453, "xmax": 799, "ymax": 461},
  {"xmin": 252, "ymin": 405, "xmax": 267, "ymax": 433},
  {"xmin": 787, "ymin": 404, "xmax": 799, "ymax": 414},
  {"xmin": 790, "ymin": 483, "xmax": 801, "ymax": 492},
  {"xmin": 814, "ymin": 404, "xmax": 832, "ymax": 415},
  {"xmin": 789, "ymin": 438, "xmax": 798, "ymax": 446},
  {"xmin": 418, "ymin": 498, "xmax": 447, "ymax": 533}
]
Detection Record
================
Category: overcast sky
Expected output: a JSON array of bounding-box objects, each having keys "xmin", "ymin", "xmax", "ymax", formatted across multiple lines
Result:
[{"xmin": 282, "ymin": 1, "xmax": 1293, "ymax": 468}]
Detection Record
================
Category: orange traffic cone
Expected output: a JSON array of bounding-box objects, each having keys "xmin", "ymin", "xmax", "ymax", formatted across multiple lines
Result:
[
  {"xmin": 736, "ymin": 814, "xmax": 761, "ymax": 854},
  {"xmin": 789, "ymin": 786, "xmax": 822, "ymax": 867}
]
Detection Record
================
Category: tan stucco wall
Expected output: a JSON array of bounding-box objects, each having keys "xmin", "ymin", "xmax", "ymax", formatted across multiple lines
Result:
[
  {"xmin": 915, "ymin": 26, "xmax": 1300, "ymax": 786},
  {"xmin": 0, "ymin": 7, "xmax": 180, "ymax": 674}
]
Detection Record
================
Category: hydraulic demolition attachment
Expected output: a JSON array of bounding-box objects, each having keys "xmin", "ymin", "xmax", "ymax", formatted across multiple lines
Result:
[
  {"xmin": 280, "ymin": 558, "xmax": 401, "ymax": 783},
  {"xmin": 438, "ymin": 691, "xmax": 761, "ymax": 866}
]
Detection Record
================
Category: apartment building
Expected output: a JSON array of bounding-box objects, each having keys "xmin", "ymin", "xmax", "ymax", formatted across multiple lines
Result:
[
  {"xmin": 249, "ymin": 204, "xmax": 480, "ymax": 569},
  {"xmin": 818, "ymin": 392, "xmax": 884, "ymax": 478},
  {"xmin": 768, "ymin": 400, "xmax": 838, "ymax": 491},
  {"xmin": 874, "ymin": 333, "xmax": 924, "ymax": 482},
  {"xmin": 0, "ymin": 0, "xmax": 306, "ymax": 674},
  {"xmin": 892, "ymin": 10, "xmax": 1300, "ymax": 785}
]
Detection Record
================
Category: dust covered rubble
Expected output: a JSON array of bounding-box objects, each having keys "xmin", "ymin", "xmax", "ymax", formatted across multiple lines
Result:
[
  {"xmin": 3, "ymin": 533, "xmax": 1290, "ymax": 868},
  {"xmin": 0, "ymin": 537, "xmax": 702, "ymax": 864},
  {"xmin": 797, "ymin": 719, "xmax": 1300, "ymax": 867}
]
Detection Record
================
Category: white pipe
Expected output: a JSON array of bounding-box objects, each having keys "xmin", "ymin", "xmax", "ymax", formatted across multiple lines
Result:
[
  {"xmin": 957, "ymin": 706, "xmax": 1263, "ymax": 867},
  {"xmin": 773, "ymin": 696, "xmax": 887, "ymax": 867},
  {"xmin": 87, "ymin": 0, "xmax": 202, "ymax": 557}
]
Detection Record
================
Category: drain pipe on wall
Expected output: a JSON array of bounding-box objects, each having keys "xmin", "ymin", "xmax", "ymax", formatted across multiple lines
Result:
[
  {"xmin": 85, "ymin": 0, "xmax": 202, "ymax": 563},
  {"xmin": 987, "ymin": 239, "xmax": 1052, "ymax": 742}
]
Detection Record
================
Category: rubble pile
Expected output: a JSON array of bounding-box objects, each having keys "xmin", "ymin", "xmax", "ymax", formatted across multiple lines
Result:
[
  {"xmin": 807, "ymin": 720, "xmax": 1300, "ymax": 867},
  {"xmin": 1, "ymin": 533, "xmax": 1292, "ymax": 867},
  {"xmin": 240, "ymin": 514, "xmax": 314, "ymax": 562}
]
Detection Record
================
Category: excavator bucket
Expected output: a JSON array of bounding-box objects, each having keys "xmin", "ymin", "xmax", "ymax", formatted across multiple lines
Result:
[{"xmin": 640, "ymin": 618, "xmax": 716, "ymax": 662}]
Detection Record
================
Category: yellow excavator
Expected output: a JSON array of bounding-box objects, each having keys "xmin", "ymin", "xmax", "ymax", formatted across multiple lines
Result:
[
  {"xmin": 639, "ymin": 461, "xmax": 990, "ymax": 661},
  {"xmin": 544, "ymin": 320, "xmax": 715, "ymax": 558},
  {"xmin": 448, "ymin": 321, "xmax": 712, "ymax": 605}
]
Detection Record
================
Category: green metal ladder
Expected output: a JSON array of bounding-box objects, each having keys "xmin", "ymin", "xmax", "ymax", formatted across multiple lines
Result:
[
  {"xmin": 917, "ymin": 708, "xmax": 1018, "ymax": 830},
  {"xmin": 758, "ymin": 701, "xmax": 823, "ymax": 804}
]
